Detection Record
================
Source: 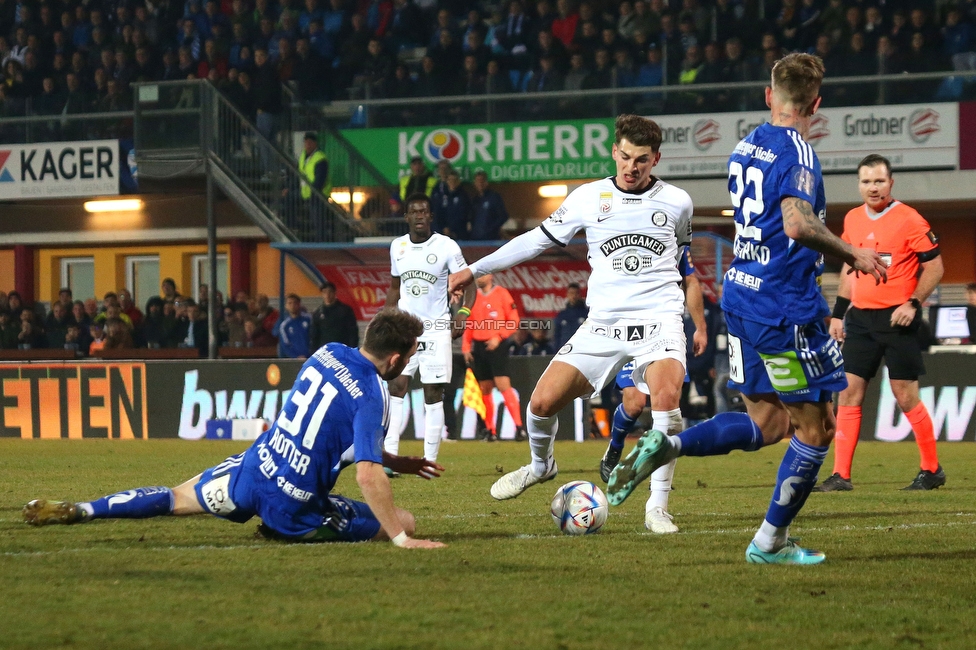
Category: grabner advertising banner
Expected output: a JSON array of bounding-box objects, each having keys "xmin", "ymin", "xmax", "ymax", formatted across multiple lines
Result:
[
  {"xmin": 319, "ymin": 260, "xmax": 591, "ymax": 321},
  {"xmin": 0, "ymin": 139, "xmax": 119, "ymax": 199},
  {"xmin": 340, "ymin": 103, "xmax": 957, "ymax": 182}
]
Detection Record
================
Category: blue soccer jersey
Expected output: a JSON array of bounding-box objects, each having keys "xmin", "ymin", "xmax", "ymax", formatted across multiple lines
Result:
[
  {"xmin": 721, "ymin": 123, "xmax": 828, "ymax": 327},
  {"xmin": 196, "ymin": 344, "xmax": 389, "ymax": 537}
]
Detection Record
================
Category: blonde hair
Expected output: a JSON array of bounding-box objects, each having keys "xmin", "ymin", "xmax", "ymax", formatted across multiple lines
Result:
[{"xmin": 771, "ymin": 53, "xmax": 824, "ymax": 117}]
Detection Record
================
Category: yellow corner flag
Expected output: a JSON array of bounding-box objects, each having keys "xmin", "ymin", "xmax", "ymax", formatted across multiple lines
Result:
[{"xmin": 462, "ymin": 368, "xmax": 486, "ymax": 420}]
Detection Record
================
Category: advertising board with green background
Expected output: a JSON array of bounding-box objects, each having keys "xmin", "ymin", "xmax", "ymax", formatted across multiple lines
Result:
[{"xmin": 340, "ymin": 118, "xmax": 617, "ymax": 183}]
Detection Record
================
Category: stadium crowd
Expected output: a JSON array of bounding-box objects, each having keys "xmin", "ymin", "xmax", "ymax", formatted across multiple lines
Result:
[{"xmin": 0, "ymin": 0, "xmax": 974, "ymax": 121}]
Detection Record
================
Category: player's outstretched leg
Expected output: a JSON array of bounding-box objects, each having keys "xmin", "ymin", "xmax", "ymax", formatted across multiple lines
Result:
[
  {"xmin": 608, "ymin": 412, "xmax": 764, "ymax": 506},
  {"xmin": 746, "ymin": 437, "xmax": 828, "ymax": 565},
  {"xmin": 490, "ymin": 406, "xmax": 558, "ymax": 500},
  {"xmin": 24, "ymin": 486, "xmax": 174, "ymax": 526},
  {"xmin": 423, "ymin": 401, "xmax": 444, "ymax": 462}
]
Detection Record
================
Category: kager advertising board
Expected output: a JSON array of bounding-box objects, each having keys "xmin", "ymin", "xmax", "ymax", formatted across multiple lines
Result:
[{"xmin": 0, "ymin": 140, "xmax": 119, "ymax": 199}]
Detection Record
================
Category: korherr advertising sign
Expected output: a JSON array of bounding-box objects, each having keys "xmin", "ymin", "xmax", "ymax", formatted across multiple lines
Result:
[
  {"xmin": 0, "ymin": 140, "xmax": 119, "ymax": 199},
  {"xmin": 341, "ymin": 103, "xmax": 957, "ymax": 182}
]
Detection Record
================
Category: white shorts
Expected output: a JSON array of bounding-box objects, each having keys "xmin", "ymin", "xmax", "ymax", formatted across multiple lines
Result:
[
  {"xmin": 554, "ymin": 316, "xmax": 686, "ymax": 398},
  {"xmin": 402, "ymin": 330, "xmax": 453, "ymax": 384}
]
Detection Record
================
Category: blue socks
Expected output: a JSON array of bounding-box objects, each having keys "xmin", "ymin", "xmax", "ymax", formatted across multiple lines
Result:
[
  {"xmin": 84, "ymin": 487, "xmax": 174, "ymax": 519},
  {"xmin": 764, "ymin": 437, "xmax": 828, "ymax": 528},
  {"xmin": 676, "ymin": 412, "xmax": 763, "ymax": 457},
  {"xmin": 609, "ymin": 403, "xmax": 638, "ymax": 451}
]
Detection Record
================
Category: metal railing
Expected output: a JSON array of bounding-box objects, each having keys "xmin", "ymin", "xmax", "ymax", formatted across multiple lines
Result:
[
  {"xmin": 315, "ymin": 69, "xmax": 976, "ymax": 129},
  {"xmin": 286, "ymin": 90, "xmax": 406, "ymax": 237},
  {"xmin": 0, "ymin": 104, "xmax": 134, "ymax": 144},
  {"xmin": 132, "ymin": 79, "xmax": 363, "ymax": 243}
]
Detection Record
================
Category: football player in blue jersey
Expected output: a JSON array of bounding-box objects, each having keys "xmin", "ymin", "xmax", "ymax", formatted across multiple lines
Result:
[
  {"xmin": 607, "ymin": 53, "xmax": 886, "ymax": 564},
  {"xmin": 24, "ymin": 309, "xmax": 447, "ymax": 550},
  {"xmin": 599, "ymin": 245, "xmax": 708, "ymax": 534}
]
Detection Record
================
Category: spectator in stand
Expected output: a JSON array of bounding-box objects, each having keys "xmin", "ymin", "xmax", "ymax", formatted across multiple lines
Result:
[
  {"xmin": 388, "ymin": 0, "xmax": 425, "ymax": 52},
  {"xmin": 254, "ymin": 294, "xmax": 280, "ymax": 336},
  {"xmin": 118, "ymin": 289, "xmax": 144, "ymax": 329},
  {"xmin": 496, "ymin": 0, "xmax": 534, "ymax": 74},
  {"xmin": 274, "ymin": 293, "xmax": 312, "ymax": 358},
  {"xmin": 176, "ymin": 298, "xmax": 209, "ymax": 357},
  {"xmin": 243, "ymin": 316, "xmax": 277, "ymax": 347},
  {"xmin": 64, "ymin": 323, "xmax": 84, "ymax": 356},
  {"xmin": 551, "ymin": 0, "xmax": 579, "ymax": 49},
  {"xmin": 44, "ymin": 301, "xmax": 75, "ymax": 349},
  {"xmin": 252, "ymin": 46, "xmax": 281, "ymax": 175},
  {"xmin": 943, "ymin": 8, "xmax": 975, "ymax": 61},
  {"xmin": 141, "ymin": 297, "xmax": 171, "ymax": 348},
  {"xmin": 0, "ymin": 310, "xmax": 18, "ymax": 349},
  {"xmin": 399, "ymin": 156, "xmax": 436, "ymax": 201},
  {"xmin": 432, "ymin": 169, "xmax": 471, "ymax": 239},
  {"xmin": 103, "ymin": 318, "xmax": 136, "ymax": 351},
  {"xmin": 161, "ymin": 278, "xmax": 180, "ymax": 302},
  {"xmin": 310, "ymin": 281, "xmax": 359, "ymax": 349},
  {"xmin": 6, "ymin": 291, "xmax": 24, "ymax": 319},
  {"xmin": 520, "ymin": 325, "xmax": 555, "ymax": 356},
  {"xmin": 89, "ymin": 322, "xmax": 107, "ymax": 356},
  {"xmin": 553, "ymin": 282, "xmax": 587, "ymax": 351},
  {"xmin": 17, "ymin": 310, "xmax": 45, "ymax": 349},
  {"xmin": 470, "ymin": 171, "xmax": 509, "ymax": 241}
]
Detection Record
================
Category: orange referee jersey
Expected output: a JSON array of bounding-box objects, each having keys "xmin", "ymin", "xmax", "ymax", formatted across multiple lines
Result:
[
  {"xmin": 461, "ymin": 285, "xmax": 520, "ymax": 353},
  {"xmin": 841, "ymin": 201, "xmax": 939, "ymax": 310}
]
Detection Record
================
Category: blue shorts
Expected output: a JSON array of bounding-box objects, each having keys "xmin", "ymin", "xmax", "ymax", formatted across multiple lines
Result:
[
  {"xmin": 193, "ymin": 452, "xmax": 381, "ymax": 542},
  {"xmin": 614, "ymin": 361, "xmax": 690, "ymax": 389},
  {"xmin": 725, "ymin": 312, "xmax": 847, "ymax": 403}
]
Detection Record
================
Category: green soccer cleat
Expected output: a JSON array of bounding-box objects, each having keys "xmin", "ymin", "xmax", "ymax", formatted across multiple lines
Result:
[
  {"xmin": 23, "ymin": 500, "xmax": 89, "ymax": 526},
  {"xmin": 606, "ymin": 429, "xmax": 670, "ymax": 506},
  {"xmin": 745, "ymin": 540, "xmax": 825, "ymax": 565}
]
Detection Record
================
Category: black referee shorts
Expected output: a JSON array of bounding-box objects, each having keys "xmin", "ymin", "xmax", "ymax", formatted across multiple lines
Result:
[
  {"xmin": 471, "ymin": 340, "xmax": 511, "ymax": 381},
  {"xmin": 842, "ymin": 306, "xmax": 925, "ymax": 381}
]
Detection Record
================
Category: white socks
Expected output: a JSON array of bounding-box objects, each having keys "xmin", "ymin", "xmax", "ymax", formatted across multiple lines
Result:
[
  {"xmin": 527, "ymin": 407, "xmax": 557, "ymax": 477},
  {"xmin": 753, "ymin": 519, "xmax": 789, "ymax": 552},
  {"xmin": 424, "ymin": 401, "xmax": 445, "ymax": 462},
  {"xmin": 648, "ymin": 409, "xmax": 683, "ymax": 511},
  {"xmin": 384, "ymin": 395, "xmax": 406, "ymax": 455}
]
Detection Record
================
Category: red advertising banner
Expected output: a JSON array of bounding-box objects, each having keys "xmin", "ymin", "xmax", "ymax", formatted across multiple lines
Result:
[{"xmin": 320, "ymin": 261, "xmax": 592, "ymax": 321}]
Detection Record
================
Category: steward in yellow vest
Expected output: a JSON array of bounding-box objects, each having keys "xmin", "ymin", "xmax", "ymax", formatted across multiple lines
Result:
[{"xmin": 299, "ymin": 132, "xmax": 331, "ymax": 199}]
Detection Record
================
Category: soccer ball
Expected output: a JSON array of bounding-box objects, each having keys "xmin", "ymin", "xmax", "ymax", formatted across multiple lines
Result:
[{"xmin": 550, "ymin": 481, "xmax": 609, "ymax": 535}]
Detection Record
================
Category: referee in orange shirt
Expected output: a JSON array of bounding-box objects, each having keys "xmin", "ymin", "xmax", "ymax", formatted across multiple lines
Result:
[
  {"xmin": 816, "ymin": 154, "xmax": 946, "ymax": 492},
  {"xmin": 462, "ymin": 274, "xmax": 528, "ymax": 442}
]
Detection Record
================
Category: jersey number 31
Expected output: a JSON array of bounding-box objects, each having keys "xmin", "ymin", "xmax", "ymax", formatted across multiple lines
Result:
[
  {"xmin": 729, "ymin": 162, "xmax": 764, "ymax": 242},
  {"xmin": 276, "ymin": 366, "xmax": 339, "ymax": 450}
]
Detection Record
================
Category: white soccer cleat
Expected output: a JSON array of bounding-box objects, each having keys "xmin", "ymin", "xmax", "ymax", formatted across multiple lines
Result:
[
  {"xmin": 490, "ymin": 462, "xmax": 558, "ymax": 500},
  {"xmin": 644, "ymin": 506, "xmax": 679, "ymax": 534}
]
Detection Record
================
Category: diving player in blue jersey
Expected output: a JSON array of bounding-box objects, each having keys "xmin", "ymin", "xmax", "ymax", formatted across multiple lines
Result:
[
  {"xmin": 607, "ymin": 53, "xmax": 886, "ymax": 564},
  {"xmin": 599, "ymin": 245, "xmax": 708, "ymax": 534},
  {"xmin": 24, "ymin": 309, "xmax": 447, "ymax": 550}
]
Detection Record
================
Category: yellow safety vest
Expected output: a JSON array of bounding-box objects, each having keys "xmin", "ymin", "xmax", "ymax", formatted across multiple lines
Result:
[{"xmin": 299, "ymin": 148, "xmax": 330, "ymax": 200}]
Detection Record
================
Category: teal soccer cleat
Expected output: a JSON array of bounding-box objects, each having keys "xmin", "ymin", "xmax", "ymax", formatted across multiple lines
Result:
[
  {"xmin": 745, "ymin": 540, "xmax": 826, "ymax": 565},
  {"xmin": 606, "ymin": 429, "xmax": 671, "ymax": 506}
]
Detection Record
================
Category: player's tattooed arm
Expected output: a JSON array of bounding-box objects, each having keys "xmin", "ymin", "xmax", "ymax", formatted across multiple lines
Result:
[
  {"xmin": 781, "ymin": 197, "xmax": 853, "ymax": 262},
  {"xmin": 782, "ymin": 197, "xmax": 887, "ymax": 283}
]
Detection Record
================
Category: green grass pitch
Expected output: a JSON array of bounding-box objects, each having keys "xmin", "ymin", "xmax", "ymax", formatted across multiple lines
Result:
[{"xmin": 1, "ymin": 438, "xmax": 975, "ymax": 650}]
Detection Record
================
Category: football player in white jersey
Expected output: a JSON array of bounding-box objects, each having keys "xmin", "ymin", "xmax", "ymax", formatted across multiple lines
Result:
[
  {"xmin": 385, "ymin": 192, "xmax": 475, "ymax": 464},
  {"xmin": 449, "ymin": 114, "xmax": 695, "ymax": 502}
]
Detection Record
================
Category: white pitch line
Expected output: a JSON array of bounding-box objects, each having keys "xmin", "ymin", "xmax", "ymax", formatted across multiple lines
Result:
[{"xmin": 3, "ymin": 519, "xmax": 974, "ymax": 557}]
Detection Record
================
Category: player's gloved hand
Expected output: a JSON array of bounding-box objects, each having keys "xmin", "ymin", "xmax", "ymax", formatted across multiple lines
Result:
[
  {"xmin": 828, "ymin": 317, "xmax": 845, "ymax": 342},
  {"xmin": 448, "ymin": 268, "xmax": 474, "ymax": 295},
  {"xmin": 848, "ymin": 248, "xmax": 888, "ymax": 285}
]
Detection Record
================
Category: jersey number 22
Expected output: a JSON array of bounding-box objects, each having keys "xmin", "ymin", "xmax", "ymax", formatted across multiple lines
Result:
[{"xmin": 729, "ymin": 162, "xmax": 764, "ymax": 242}]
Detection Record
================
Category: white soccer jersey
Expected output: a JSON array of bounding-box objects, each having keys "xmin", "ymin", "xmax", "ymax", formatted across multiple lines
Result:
[
  {"xmin": 390, "ymin": 233, "xmax": 468, "ymax": 322},
  {"xmin": 540, "ymin": 177, "xmax": 693, "ymax": 321}
]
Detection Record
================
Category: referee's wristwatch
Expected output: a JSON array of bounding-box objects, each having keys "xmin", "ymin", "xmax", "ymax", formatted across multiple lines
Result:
[{"xmin": 908, "ymin": 298, "xmax": 921, "ymax": 311}]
